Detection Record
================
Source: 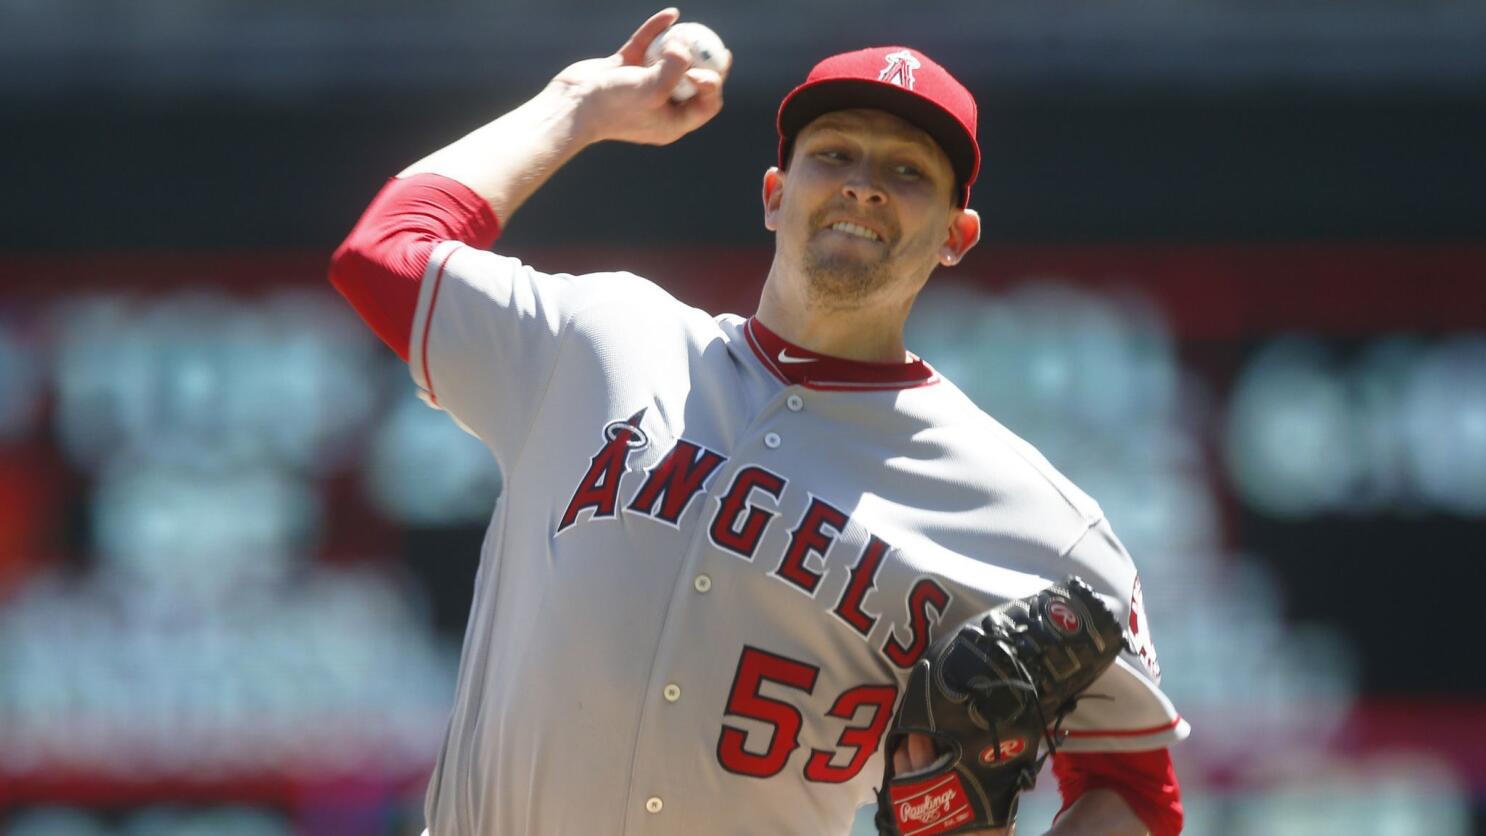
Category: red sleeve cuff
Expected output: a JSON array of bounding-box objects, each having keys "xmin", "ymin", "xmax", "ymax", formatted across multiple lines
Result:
[
  {"xmin": 328, "ymin": 173, "xmax": 501, "ymax": 361},
  {"xmin": 383, "ymin": 173, "xmax": 502, "ymax": 250},
  {"xmin": 1052, "ymin": 748, "xmax": 1184, "ymax": 836}
]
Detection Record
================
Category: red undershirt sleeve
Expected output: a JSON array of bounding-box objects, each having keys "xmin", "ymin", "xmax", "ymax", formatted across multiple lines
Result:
[
  {"xmin": 328, "ymin": 173, "xmax": 502, "ymax": 361},
  {"xmin": 1051, "ymin": 748, "xmax": 1184, "ymax": 836}
]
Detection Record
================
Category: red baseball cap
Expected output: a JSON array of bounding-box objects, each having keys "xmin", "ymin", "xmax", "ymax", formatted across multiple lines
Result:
[{"xmin": 776, "ymin": 46, "xmax": 981, "ymax": 208}]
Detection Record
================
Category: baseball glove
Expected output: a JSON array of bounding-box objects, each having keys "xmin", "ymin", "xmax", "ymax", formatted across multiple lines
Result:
[{"xmin": 875, "ymin": 576, "xmax": 1126, "ymax": 835}]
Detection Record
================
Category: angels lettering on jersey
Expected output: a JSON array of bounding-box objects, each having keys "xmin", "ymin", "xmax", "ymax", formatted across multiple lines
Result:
[{"xmin": 556, "ymin": 409, "xmax": 950, "ymax": 674}]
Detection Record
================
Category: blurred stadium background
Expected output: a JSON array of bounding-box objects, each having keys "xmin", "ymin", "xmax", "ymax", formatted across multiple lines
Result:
[{"xmin": 2, "ymin": 1, "xmax": 1485, "ymax": 834}]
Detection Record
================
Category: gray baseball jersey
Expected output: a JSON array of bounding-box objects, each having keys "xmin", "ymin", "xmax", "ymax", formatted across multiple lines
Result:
[{"xmin": 409, "ymin": 240, "xmax": 1188, "ymax": 835}]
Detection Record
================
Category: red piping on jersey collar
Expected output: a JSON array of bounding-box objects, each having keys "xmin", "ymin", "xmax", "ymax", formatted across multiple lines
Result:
[{"xmin": 744, "ymin": 317, "xmax": 940, "ymax": 392}]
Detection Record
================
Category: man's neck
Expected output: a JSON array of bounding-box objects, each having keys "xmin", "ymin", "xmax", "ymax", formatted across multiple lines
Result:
[{"xmin": 754, "ymin": 267, "xmax": 914, "ymax": 365}]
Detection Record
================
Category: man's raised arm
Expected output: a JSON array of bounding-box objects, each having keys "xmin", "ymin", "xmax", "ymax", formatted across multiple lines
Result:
[
  {"xmin": 328, "ymin": 7, "xmax": 729, "ymax": 359},
  {"xmin": 400, "ymin": 6, "xmax": 727, "ymax": 222}
]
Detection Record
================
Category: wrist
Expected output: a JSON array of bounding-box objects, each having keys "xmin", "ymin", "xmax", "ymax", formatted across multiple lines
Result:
[{"xmin": 539, "ymin": 78, "xmax": 604, "ymax": 151}]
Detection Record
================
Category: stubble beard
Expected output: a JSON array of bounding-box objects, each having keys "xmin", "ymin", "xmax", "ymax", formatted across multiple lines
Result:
[
  {"xmin": 801, "ymin": 210, "xmax": 896, "ymax": 309},
  {"xmin": 802, "ymin": 246, "xmax": 893, "ymax": 308}
]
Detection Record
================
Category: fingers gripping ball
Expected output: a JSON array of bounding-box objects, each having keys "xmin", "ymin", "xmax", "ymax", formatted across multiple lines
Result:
[
  {"xmin": 875, "ymin": 577, "xmax": 1128, "ymax": 835},
  {"xmin": 644, "ymin": 21, "xmax": 727, "ymax": 102}
]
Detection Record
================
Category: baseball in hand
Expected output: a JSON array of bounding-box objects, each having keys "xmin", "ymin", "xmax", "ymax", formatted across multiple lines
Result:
[{"xmin": 644, "ymin": 21, "xmax": 728, "ymax": 102}]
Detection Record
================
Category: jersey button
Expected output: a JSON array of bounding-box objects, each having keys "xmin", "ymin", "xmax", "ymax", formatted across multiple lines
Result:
[
  {"xmin": 786, "ymin": 394, "xmax": 804, "ymax": 412},
  {"xmin": 764, "ymin": 432, "xmax": 782, "ymax": 449},
  {"xmin": 693, "ymin": 574, "xmax": 712, "ymax": 593},
  {"xmin": 663, "ymin": 683, "xmax": 682, "ymax": 702},
  {"xmin": 645, "ymin": 797, "xmax": 664, "ymax": 814}
]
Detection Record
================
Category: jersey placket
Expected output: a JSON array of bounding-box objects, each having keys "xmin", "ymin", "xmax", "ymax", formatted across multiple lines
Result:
[{"xmin": 618, "ymin": 384, "xmax": 803, "ymax": 834}]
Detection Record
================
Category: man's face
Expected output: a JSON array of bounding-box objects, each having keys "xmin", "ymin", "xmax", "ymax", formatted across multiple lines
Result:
[{"xmin": 765, "ymin": 108, "xmax": 962, "ymax": 308}]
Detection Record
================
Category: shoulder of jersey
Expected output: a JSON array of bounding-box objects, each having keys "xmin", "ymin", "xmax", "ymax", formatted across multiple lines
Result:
[
  {"xmin": 931, "ymin": 374, "xmax": 1106, "ymax": 526},
  {"xmin": 451, "ymin": 248, "xmax": 654, "ymax": 294},
  {"xmin": 472, "ymin": 256, "xmax": 706, "ymax": 322}
]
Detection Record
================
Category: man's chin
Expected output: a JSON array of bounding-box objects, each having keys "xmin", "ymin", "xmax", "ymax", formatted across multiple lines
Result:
[
  {"xmin": 803, "ymin": 258, "xmax": 891, "ymax": 305},
  {"xmin": 806, "ymin": 240, "xmax": 887, "ymax": 269}
]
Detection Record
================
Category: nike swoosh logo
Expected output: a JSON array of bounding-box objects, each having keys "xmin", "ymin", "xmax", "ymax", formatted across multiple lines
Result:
[{"xmin": 777, "ymin": 349, "xmax": 818, "ymax": 365}]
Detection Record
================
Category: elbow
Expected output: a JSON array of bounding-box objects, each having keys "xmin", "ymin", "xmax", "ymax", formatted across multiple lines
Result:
[
  {"xmin": 326, "ymin": 174, "xmax": 481, "ymax": 360},
  {"xmin": 325, "ymin": 225, "xmax": 425, "ymax": 363},
  {"xmin": 328, "ymin": 232, "xmax": 373, "ymax": 299}
]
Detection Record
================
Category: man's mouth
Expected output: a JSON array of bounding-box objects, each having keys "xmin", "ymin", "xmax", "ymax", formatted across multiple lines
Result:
[{"xmin": 825, "ymin": 221, "xmax": 883, "ymax": 242}]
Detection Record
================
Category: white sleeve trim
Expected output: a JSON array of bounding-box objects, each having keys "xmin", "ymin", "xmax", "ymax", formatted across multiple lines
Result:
[
  {"xmin": 1056, "ymin": 716, "xmax": 1191, "ymax": 752},
  {"xmin": 1053, "ymin": 657, "xmax": 1192, "ymax": 753},
  {"xmin": 408, "ymin": 239, "xmax": 466, "ymax": 406}
]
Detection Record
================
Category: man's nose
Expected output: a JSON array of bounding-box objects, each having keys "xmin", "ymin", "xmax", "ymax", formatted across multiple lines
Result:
[{"xmin": 842, "ymin": 170, "xmax": 887, "ymax": 205}]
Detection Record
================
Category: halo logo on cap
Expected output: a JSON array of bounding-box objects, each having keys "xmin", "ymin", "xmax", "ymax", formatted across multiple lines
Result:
[{"xmin": 878, "ymin": 50, "xmax": 921, "ymax": 90}]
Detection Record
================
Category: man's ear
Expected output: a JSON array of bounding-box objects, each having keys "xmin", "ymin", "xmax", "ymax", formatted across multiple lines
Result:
[
  {"xmin": 762, "ymin": 167, "xmax": 784, "ymax": 232},
  {"xmin": 938, "ymin": 208, "xmax": 981, "ymax": 266}
]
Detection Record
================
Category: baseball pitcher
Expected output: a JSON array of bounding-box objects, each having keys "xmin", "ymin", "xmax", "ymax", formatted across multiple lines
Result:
[{"xmin": 330, "ymin": 8, "xmax": 1188, "ymax": 835}]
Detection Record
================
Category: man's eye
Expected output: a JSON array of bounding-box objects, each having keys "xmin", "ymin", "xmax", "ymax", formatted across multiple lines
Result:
[
  {"xmin": 894, "ymin": 164, "xmax": 923, "ymax": 179},
  {"xmin": 816, "ymin": 150, "xmax": 849, "ymax": 163}
]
